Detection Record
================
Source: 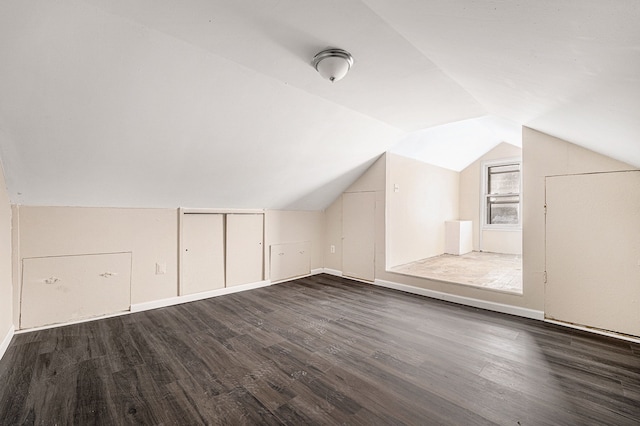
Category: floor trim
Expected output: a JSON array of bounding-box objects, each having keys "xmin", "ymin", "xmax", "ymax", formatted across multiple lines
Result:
[
  {"xmin": 131, "ymin": 280, "xmax": 272, "ymax": 313},
  {"xmin": 15, "ymin": 280, "xmax": 273, "ymax": 334},
  {"xmin": 544, "ymin": 319, "xmax": 640, "ymax": 344},
  {"xmin": 0, "ymin": 325, "xmax": 15, "ymax": 361},
  {"xmin": 373, "ymin": 278, "xmax": 544, "ymax": 321},
  {"xmin": 15, "ymin": 311, "xmax": 132, "ymax": 334},
  {"xmin": 322, "ymin": 268, "xmax": 343, "ymax": 277}
]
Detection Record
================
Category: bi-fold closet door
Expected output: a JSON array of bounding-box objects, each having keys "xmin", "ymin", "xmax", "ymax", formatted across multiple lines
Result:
[{"xmin": 181, "ymin": 213, "xmax": 264, "ymax": 296}]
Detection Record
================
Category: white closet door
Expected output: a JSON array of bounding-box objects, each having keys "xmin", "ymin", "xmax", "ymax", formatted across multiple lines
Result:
[
  {"xmin": 21, "ymin": 252, "xmax": 131, "ymax": 329},
  {"xmin": 545, "ymin": 171, "xmax": 640, "ymax": 337},
  {"xmin": 226, "ymin": 214, "xmax": 264, "ymax": 287},
  {"xmin": 343, "ymin": 192, "xmax": 375, "ymax": 282},
  {"xmin": 270, "ymin": 241, "xmax": 310, "ymax": 282},
  {"xmin": 181, "ymin": 213, "xmax": 225, "ymax": 295}
]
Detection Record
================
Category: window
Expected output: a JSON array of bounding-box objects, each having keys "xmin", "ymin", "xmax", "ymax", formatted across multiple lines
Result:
[{"xmin": 483, "ymin": 160, "xmax": 521, "ymax": 227}]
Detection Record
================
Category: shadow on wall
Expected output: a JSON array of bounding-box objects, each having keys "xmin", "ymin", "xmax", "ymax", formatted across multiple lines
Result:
[{"xmin": 282, "ymin": 155, "xmax": 382, "ymax": 210}]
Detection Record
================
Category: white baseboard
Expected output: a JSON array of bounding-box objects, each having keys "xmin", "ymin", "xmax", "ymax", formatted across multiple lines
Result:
[
  {"xmin": 544, "ymin": 319, "xmax": 640, "ymax": 344},
  {"xmin": 373, "ymin": 278, "xmax": 545, "ymax": 321},
  {"xmin": 322, "ymin": 268, "xmax": 343, "ymax": 277},
  {"xmin": 16, "ymin": 280, "xmax": 273, "ymax": 334},
  {"xmin": 131, "ymin": 280, "xmax": 271, "ymax": 313},
  {"xmin": 0, "ymin": 325, "xmax": 14, "ymax": 362},
  {"xmin": 15, "ymin": 310, "xmax": 132, "ymax": 334},
  {"xmin": 270, "ymin": 268, "xmax": 325, "ymax": 284}
]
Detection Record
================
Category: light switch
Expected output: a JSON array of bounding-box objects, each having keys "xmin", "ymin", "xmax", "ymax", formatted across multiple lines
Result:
[{"xmin": 330, "ymin": 245, "xmax": 336, "ymax": 254}]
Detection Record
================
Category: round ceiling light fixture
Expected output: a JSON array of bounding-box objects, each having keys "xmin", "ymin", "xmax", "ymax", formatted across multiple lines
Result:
[{"xmin": 312, "ymin": 48, "xmax": 354, "ymax": 82}]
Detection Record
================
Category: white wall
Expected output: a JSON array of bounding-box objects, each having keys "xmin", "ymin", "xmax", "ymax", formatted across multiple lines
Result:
[
  {"xmin": 544, "ymin": 171, "xmax": 640, "ymax": 336},
  {"xmin": 0, "ymin": 164, "xmax": 13, "ymax": 351},
  {"xmin": 11, "ymin": 206, "xmax": 326, "ymax": 328},
  {"xmin": 324, "ymin": 155, "xmax": 386, "ymax": 275},
  {"xmin": 324, "ymin": 199, "xmax": 342, "ymax": 272},
  {"xmin": 13, "ymin": 206, "xmax": 179, "ymax": 326},
  {"xmin": 522, "ymin": 127, "xmax": 635, "ymax": 311},
  {"xmin": 8, "ymin": 127, "xmax": 637, "ymax": 333},
  {"xmin": 459, "ymin": 142, "xmax": 522, "ymax": 254},
  {"xmin": 386, "ymin": 154, "xmax": 459, "ymax": 268},
  {"xmin": 323, "ymin": 129, "xmax": 639, "ymax": 315}
]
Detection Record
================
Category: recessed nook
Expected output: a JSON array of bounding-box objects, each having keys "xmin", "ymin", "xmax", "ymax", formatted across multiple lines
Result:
[{"xmin": 386, "ymin": 117, "xmax": 523, "ymax": 294}]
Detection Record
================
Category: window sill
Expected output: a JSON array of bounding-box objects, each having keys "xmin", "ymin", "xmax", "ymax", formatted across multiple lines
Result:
[{"xmin": 482, "ymin": 226, "xmax": 522, "ymax": 232}]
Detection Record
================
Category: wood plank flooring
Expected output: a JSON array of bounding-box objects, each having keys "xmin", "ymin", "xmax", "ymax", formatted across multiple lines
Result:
[{"xmin": 1, "ymin": 274, "xmax": 639, "ymax": 425}]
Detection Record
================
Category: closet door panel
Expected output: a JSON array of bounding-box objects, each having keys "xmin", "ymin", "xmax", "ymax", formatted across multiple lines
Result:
[
  {"xmin": 21, "ymin": 252, "xmax": 131, "ymax": 329},
  {"xmin": 226, "ymin": 214, "xmax": 264, "ymax": 287},
  {"xmin": 270, "ymin": 242, "xmax": 310, "ymax": 282},
  {"xmin": 343, "ymin": 192, "xmax": 375, "ymax": 282},
  {"xmin": 545, "ymin": 171, "xmax": 640, "ymax": 337},
  {"xmin": 182, "ymin": 213, "xmax": 225, "ymax": 295}
]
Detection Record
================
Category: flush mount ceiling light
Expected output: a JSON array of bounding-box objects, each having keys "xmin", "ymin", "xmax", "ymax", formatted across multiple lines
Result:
[{"xmin": 312, "ymin": 48, "xmax": 354, "ymax": 82}]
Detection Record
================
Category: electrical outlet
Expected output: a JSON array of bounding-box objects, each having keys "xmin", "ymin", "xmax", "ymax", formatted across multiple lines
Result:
[
  {"xmin": 330, "ymin": 245, "xmax": 335, "ymax": 254},
  {"xmin": 155, "ymin": 262, "xmax": 166, "ymax": 275}
]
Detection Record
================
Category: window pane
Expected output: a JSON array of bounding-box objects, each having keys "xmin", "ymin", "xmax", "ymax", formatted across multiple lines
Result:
[
  {"xmin": 487, "ymin": 196, "xmax": 519, "ymax": 224},
  {"xmin": 489, "ymin": 164, "xmax": 519, "ymax": 174},
  {"xmin": 488, "ymin": 164, "xmax": 520, "ymax": 195}
]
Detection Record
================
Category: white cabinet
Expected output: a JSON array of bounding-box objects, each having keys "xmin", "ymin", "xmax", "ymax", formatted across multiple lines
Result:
[
  {"xmin": 226, "ymin": 214, "xmax": 264, "ymax": 287},
  {"xmin": 21, "ymin": 252, "xmax": 131, "ymax": 329},
  {"xmin": 270, "ymin": 241, "xmax": 310, "ymax": 282},
  {"xmin": 445, "ymin": 220, "xmax": 473, "ymax": 255},
  {"xmin": 181, "ymin": 213, "xmax": 225, "ymax": 295}
]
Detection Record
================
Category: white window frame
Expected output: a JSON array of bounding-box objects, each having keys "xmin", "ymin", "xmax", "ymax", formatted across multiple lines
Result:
[{"xmin": 481, "ymin": 158, "xmax": 522, "ymax": 231}]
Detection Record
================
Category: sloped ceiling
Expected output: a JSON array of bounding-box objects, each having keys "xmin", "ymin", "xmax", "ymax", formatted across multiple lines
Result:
[
  {"xmin": 390, "ymin": 116, "xmax": 522, "ymax": 172},
  {"xmin": 0, "ymin": 1, "xmax": 638, "ymax": 210}
]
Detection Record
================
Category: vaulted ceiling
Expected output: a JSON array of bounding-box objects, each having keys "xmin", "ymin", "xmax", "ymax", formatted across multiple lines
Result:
[{"xmin": 0, "ymin": 1, "xmax": 638, "ymax": 210}]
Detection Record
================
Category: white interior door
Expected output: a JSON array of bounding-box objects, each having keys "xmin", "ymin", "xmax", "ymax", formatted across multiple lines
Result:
[
  {"xmin": 226, "ymin": 214, "xmax": 264, "ymax": 287},
  {"xmin": 343, "ymin": 191, "xmax": 375, "ymax": 281},
  {"xmin": 181, "ymin": 213, "xmax": 225, "ymax": 295},
  {"xmin": 545, "ymin": 171, "xmax": 640, "ymax": 337}
]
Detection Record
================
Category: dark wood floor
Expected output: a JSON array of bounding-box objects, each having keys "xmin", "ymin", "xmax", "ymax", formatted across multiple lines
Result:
[{"xmin": 1, "ymin": 274, "xmax": 639, "ymax": 425}]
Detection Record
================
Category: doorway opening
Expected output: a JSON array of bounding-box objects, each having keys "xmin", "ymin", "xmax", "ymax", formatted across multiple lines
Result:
[{"xmin": 386, "ymin": 141, "xmax": 523, "ymax": 294}]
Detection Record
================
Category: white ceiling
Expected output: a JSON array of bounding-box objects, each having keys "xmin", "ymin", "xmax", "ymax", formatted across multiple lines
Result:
[
  {"xmin": 0, "ymin": 1, "xmax": 638, "ymax": 209},
  {"xmin": 390, "ymin": 116, "xmax": 522, "ymax": 172}
]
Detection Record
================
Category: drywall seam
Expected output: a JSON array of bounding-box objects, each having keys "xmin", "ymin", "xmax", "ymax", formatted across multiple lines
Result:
[
  {"xmin": 373, "ymin": 278, "xmax": 544, "ymax": 320},
  {"xmin": 0, "ymin": 325, "xmax": 14, "ymax": 362},
  {"xmin": 131, "ymin": 280, "xmax": 271, "ymax": 312}
]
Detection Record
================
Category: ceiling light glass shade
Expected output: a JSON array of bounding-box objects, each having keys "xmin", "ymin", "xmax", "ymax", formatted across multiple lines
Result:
[{"xmin": 312, "ymin": 49, "xmax": 354, "ymax": 82}]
